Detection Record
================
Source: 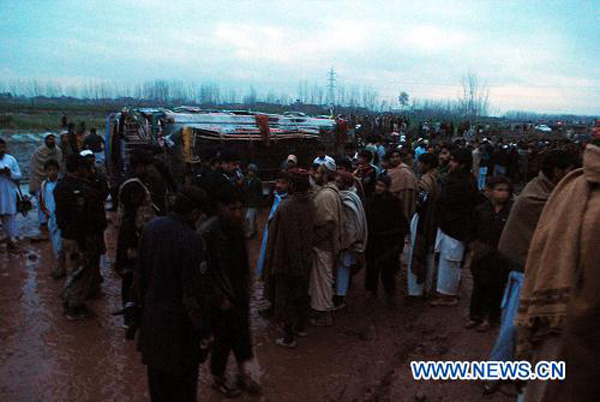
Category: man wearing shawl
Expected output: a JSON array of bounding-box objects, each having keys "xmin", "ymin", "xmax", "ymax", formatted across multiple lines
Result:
[
  {"xmin": 29, "ymin": 134, "xmax": 62, "ymax": 229},
  {"xmin": 407, "ymin": 153, "xmax": 440, "ymax": 297},
  {"xmin": 515, "ymin": 146, "xmax": 596, "ymax": 402},
  {"xmin": 554, "ymin": 142, "xmax": 600, "ymax": 402},
  {"xmin": 310, "ymin": 160, "xmax": 343, "ymax": 326},
  {"xmin": 263, "ymin": 169, "xmax": 315, "ymax": 348},
  {"xmin": 333, "ymin": 171, "xmax": 367, "ymax": 309},
  {"xmin": 484, "ymin": 150, "xmax": 575, "ymax": 395},
  {"xmin": 256, "ymin": 173, "xmax": 289, "ymax": 279},
  {"xmin": 387, "ymin": 149, "xmax": 417, "ymax": 220}
]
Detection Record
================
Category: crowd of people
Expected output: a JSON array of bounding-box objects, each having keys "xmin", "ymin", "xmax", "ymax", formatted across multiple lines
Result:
[{"xmin": 0, "ymin": 119, "xmax": 598, "ymax": 402}]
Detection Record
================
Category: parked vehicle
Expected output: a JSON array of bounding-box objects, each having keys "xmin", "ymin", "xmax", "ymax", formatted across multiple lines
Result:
[{"xmin": 534, "ymin": 124, "xmax": 552, "ymax": 133}]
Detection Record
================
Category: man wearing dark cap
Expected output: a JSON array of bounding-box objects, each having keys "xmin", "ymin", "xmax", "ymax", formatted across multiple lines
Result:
[
  {"xmin": 81, "ymin": 149, "xmax": 110, "ymax": 288},
  {"xmin": 201, "ymin": 186, "xmax": 261, "ymax": 397},
  {"xmin": 193, "ymin": 148, "xmax": 236, "ymax": 215},
  {"xmin": 115, "ymin": 148, "xmax": 159, "ymax": 320},
  {"xmin": 263, "ymin": 168, "xmax": 315, "ymax": 348},
  {"xmin": 365, "ymin": 174, "xmax": 410, "ymax": 306},
  {"xmin": 54, "ymin": 154, "xmax": 104, "ymax": 320},
  {"xmin": 220, "ymin": 148, "xmax": 244, "ymax": 187},
  {"xmin": 133, "ymin": 186, "xmax": 212, "ymax": 402}
]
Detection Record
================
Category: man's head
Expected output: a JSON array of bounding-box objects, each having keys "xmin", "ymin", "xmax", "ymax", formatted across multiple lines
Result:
[
  {"xmin": 65, "ymin": 154, "xmax": 89, "ymax": 178},
  {"xmin": 389, "ymin": 150, "xmax": 402, "ymax": 168},
  {"xmin": 216, "ymin": 186, "xmax": 244, "ymax": 226},
  {"xmin": 0, "ymin": 138, "xmax": 6, "ymax": 158},
  {"xmin": 375, "ymin": 174, "xmax": 391, "ymax": 194},
  {"xmin": 219, "ymin": 149, "xmax": 240, "ymax": 174},
  {"xmin": 418, "ymin": 152, "xmax": 439, "ymax": 174},
  {"xmin": 314, "ymin": 159, "xmax": 337, "ymax": 186},
  {"xmin": 44, "ymin": 134, "xmax": 56, "ymax": 149},
  {"xmin": 438, "ymin": 143, "xmax": 455, "ymax": 167},
  {"xmin": 449, "ymin": 148, "xmax": 472, "ymax": 173},
  {"xmin": 358, "ymin": 150, "xmax": 373, "ymax": 166},
  {"xmin": 289, "ymin": 168, "xmax": 310, "ymax": 194},
  {"xmin": 200, "ymin": 147, "xmax": 218, "ymax": 167},
  {"xmin": 80, "ymin": 150, "xmax": 96, "ymax": 172},
  {"xmin": 541, "ymin": 150, "xmax": 577, "ymax": 184},
  {"xmin": 247, "ymin": 163, "xmax": 258, "ymax": 178},
  {"xmin": 286, "ymin": 154, "xmax": 298, "ymax": 170},
  {"xmin": 335, "ymin": 171, "xmax": 355, "ymax": 191},
  {"xmin": 90, "ymin": 128, "xmax": 97, "ymax": 136},
  {"xmin": 172, "ymin": 186, "xmax": 208, "ymax": 224},
  {"xmin": 336, "ymin": 158, "xmax": 352, "ymax": 173},
  {"xmin": 486, "ymin": 176, "xmax": 512, "ymax": 205},
  {"xmin": 60, "ymin": 133, "xmax": 70, "ymax": 147},
  {"xmin": 274, "ymin": 172, "xmax": 290, "ymax": 194},
  {"xmin": 44, "ymin": 159, "xmax": 60, "ymax": 181}
]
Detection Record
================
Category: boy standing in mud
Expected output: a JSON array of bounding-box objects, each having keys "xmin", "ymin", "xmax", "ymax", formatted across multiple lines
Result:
[
  {"xmin": 39, "ymin": 159, "xmax": 65, "ymax": 280},
  {"xmin": 201, "ymin": 186, "xmax": 262, "ymax": 397}
]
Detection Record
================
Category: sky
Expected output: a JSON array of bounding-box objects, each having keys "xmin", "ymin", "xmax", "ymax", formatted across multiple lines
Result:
[{"xmin": 1, "ymin": 0, "xmax": 599, "ymax": 115}]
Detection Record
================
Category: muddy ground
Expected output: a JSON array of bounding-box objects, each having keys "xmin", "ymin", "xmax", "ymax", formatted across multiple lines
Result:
[{"xmin": 0, "ymin": 208, "xmax": 517, "ymax": 402}]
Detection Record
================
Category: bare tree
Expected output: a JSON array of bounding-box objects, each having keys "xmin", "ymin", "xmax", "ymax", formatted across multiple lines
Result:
[{"xmin": 458, "ymin": 71, "xmax": 489, "ymax": 123}]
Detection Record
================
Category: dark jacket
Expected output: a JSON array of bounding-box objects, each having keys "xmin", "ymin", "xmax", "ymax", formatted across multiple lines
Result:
[
  {"xmin": 436, "ymin": 171, "xmax": 480, "ymax": 242},
  {"xmin": 87, "ymin": 170, "xmax": 109, "ymax": 234},
  {"xmin": 201, "ymin": 217, "xmax": 250, "ymax": 319},
  {"xmin": 192, "ymin": 168, "xmax": 231, "ymax": 215},
  {"xmin": 135, "ymin": 215, "xmax": 210, "ymax": 373},
  {"xmin": 115, "ymin": 176, "xmax": 150, "ymax": 272},
  {"xmin": 367, "ymin": 192, "xmax": 410, "ymax": 240},
  {"xmin": 243, "ymin": 176, "xmax": 263, "ymax": 208},
  {"xmin": 471, "ymin": 200, "xmax": 513, "ymax": 248},
  {"xmin": 54, "ymin": 174, "xmax": 102, "ymax": 245}
]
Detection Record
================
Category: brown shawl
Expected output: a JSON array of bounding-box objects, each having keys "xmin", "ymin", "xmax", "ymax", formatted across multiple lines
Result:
[
  {"xmin": 313, "ymin": 183, "xmax": 343, "ymax": 254},
  {"xmin": 557, "ymin": 150, "xmax": 600, "ymax": 401},
  {"xmin": 388, "ymin": 162, "xmax": 417, "ymax": 219},
  {"xmin": 516, "ymin": 145, "xmax": 600, "ymax": 360},
  {"xmin": 497, "ymin": 171, "xmax": 555, "ymax": 269},
  {"xmin": 29, "ymin": 142, "xmax": 63, "ymax": 193},
  {"xmin": 410, "ymin": 169, "xmax": 440, "ymax": 282}
]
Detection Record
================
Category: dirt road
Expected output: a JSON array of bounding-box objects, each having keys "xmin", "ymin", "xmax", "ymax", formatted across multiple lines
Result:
[{"xmin": 0, "ymin": 212, "xmax": 516, "ymax": 402}]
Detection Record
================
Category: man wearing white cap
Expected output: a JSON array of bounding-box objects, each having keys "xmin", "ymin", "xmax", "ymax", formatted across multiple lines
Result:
[{"xmin": 310, "ymin": 160, "xmax": 343, "ymax": 326}]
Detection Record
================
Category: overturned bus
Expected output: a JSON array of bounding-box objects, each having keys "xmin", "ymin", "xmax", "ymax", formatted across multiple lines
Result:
[{"xmin": 105, "ymin": 107, "xmax": 347, "ymax": 187}]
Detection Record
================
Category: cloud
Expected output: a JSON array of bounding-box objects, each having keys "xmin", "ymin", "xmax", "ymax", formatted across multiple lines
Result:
[{"xmin": 401, "ymin": 25, "xmax": 470, "ymax": 52}]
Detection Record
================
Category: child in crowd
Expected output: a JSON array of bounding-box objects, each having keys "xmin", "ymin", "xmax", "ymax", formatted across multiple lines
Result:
[
  {"xmin": 466, "ymin": 176, "xmax": 513, "ymax": 332},
  {"xmin": 243, "ymin": 163, "xmax": 263, "ymax": 239},
  {"xmin": 39, "ymin": 159, "xmax": 65, "ymax": 279}
]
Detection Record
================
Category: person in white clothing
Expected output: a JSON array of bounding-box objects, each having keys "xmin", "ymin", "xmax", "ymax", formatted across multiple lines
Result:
[
  {"xmin": 0, "ymin": 139, "xmax": 22, "ymax": 252},
  {"xmin": 313, "ymin": 146, "xmax": 335, "ymax": 167}
]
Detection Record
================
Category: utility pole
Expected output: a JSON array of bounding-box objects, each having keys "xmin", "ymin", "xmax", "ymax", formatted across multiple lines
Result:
[{"xmin": 326, "ymin": 67, "xmax": 336, "ymax": 115}]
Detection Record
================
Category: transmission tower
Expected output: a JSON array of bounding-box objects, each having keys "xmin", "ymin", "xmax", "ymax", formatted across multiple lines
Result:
[{"xmin": 326, "ymin": 67, "xmax": 337, "ymax": 113}]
